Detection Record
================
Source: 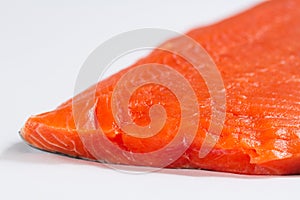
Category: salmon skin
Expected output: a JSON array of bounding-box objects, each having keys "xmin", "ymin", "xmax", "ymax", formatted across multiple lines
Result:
[{"xmin": 21, "ymin": 0, "xmax": 300, "ymax": 175}]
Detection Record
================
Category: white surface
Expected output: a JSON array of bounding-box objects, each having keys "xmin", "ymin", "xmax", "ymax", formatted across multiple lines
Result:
[{"xmin": 1, "ymin": 0, "xmax": 299, "ymax": 200}]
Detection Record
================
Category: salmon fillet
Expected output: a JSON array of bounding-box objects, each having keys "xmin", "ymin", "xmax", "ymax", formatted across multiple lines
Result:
[{"xmin": 21, "ymin": 0, "xmax": 300, "ymax": 175}]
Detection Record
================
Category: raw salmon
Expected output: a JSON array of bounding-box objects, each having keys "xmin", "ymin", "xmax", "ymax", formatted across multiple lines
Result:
[{"xmin": 21, "ymin": 0, "xmax": 300, "ymax": 175}]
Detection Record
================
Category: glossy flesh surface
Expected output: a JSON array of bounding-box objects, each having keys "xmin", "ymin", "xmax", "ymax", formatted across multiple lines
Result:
[{"xmin": 21, "ymin": 0, "xmax": 300, "ymax": 175}]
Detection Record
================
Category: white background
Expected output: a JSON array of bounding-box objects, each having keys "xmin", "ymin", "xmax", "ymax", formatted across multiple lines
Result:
[{"xmin": 1, "ymin": 0, "xmax": 299, "ymax": 200}]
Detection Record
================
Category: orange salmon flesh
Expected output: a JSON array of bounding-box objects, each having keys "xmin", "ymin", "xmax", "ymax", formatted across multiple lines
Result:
[{"xmin": 21, "ymin": 0, "xmax": 300, "ymax": 175}]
